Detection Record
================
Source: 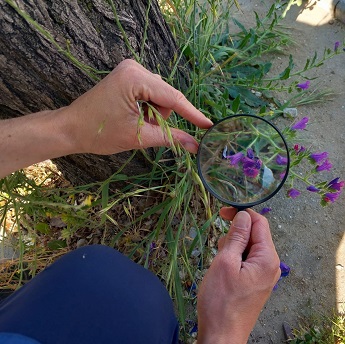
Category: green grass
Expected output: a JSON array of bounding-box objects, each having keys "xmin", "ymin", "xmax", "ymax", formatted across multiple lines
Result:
[
  {"xmin": 289, "ymin": 311, "xmax": 345, "ymax": 343},
  {"xmin": 1, "ymin": 0, "xmax": 345, "ymax": 342}
]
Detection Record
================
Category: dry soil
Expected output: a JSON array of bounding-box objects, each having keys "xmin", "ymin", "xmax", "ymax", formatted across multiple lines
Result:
[{"xmin": 233, "ymin": 1, "xmax": 345, "ymax": 342}]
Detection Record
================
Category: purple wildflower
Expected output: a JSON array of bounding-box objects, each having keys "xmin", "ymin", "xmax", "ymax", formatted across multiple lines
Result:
[
  {"xmin": 316, "ymin": 159, "xmax": 332, "ymax": 172},
  {"xmin": 307, "ymin": 185, "xmax": 320, "ymax": 192},
  {"xmin": 293, "ymin": 144, "xmax": 306, "ymax": 154},
  {"xmin": 276, "ymin": 154, "xmax": 288, "ymax": 165},
  {"xmin": 280, "ymin": 172, "xmax": 286, "ymax": 180},
  {"xmin": 280, "ymin": 262, "xmax": 291, "ymax": 277},
  {"xmin": 288, "ymin": 188, "xmax": 300, "ymax": 199},
  {"xmin": 189, "ymin": 323, "xmax": 198, "ymax": 335},
  {"xmin": 246, "ymin": 148, "xmax": 255, "ymax": 159},
  {"xmin": 260, "ymin": 207, "xmax": 272, "ymax": 215},
  {"xmin": 328, "ymin": 178, "xmax": 345, "ymax": 191},
  {"xmin": 324, "ymin": 192, "xmax": 341, "ymax": 203},
  {"xmin": 273, "ymin": 281, "xmax": 281, "ymax": 291},
  {"xmin": 310, "ymin": 151, "xmax": 328, "ymax": 164},
  {"xmin": 291, "ymin": 117, "xmax": 309, "ymax": 130},
  {"xmin": 242, "ymin": 156, "xmax": 262, "ymax": 178},
  {"xmin": 274, "ymin": 262, "xmax": 291, "ymax": 290},
  {"xmin": 297, "ymin": 80, "xmax": 310, "ymax": 90},
  {"xmin": 334, "ymin": 41, "xmax": 340, "ymax": 52},
  {"xmin": 149, "ymin": 241, "xmax": 156, "ymax": 252},
  {"xmin": 228, "ymin": 152, "xmax": 244, "ymax": 166}
]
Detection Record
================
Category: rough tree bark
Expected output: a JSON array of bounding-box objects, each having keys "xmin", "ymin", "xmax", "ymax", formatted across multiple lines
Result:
[{"xmin": 0, "ymin": 0, "xmax": 188, "ymax": 184}]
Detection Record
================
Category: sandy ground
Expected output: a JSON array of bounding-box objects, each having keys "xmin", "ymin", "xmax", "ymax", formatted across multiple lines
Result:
[{"xmin": 232, "ymin": 1, "xmax": 345, "ymax": 342}]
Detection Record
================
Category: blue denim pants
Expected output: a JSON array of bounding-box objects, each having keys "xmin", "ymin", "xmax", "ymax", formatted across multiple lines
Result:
[{"xmin": 0, "ymin": 245, "xmax": 179, "ymax": 344}]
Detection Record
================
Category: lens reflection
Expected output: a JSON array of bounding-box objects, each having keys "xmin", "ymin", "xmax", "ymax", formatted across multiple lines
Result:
[{"xmin": 197, "ymin": 115, "xmax": 289, "ymax": 207}]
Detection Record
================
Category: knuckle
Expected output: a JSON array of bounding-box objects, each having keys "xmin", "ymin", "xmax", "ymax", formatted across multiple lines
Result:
[
  {"xmin": 227, "ymin": 230, "xmax": 248, "ymax": 246},
  {"xmin": 267, "ymin": 254, "xmax": 281, "ymax": 276},
  {"xmin": 173, "ymin": 90, "xmax": 187, "ymax": 106},
  {"xmin": 118, "ymin": 58, "xmax": 137, "ymax": 69},
  {"xmin": 214, "ymin": 252, "xmax": 236, "ymax": 271},
  {"xmin": 116, "ymin": 59, "xmax": 139, "ymax": 80}
]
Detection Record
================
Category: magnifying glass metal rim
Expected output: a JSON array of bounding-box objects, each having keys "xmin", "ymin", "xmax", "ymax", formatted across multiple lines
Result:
[{"xmin": 196, "ymin": 114, "xmax": 290, "ymax": 210}]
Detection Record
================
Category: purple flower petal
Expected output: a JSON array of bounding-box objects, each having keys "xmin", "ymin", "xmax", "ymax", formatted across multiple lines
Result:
[
  {"xmin": 228, "ymin": 152, "xmax": 244, "ymax": 166},
  {"xmin": 324, "ymin": 192, "xmax": 341, "ymax": 203},
  {"xmin": 328, "ymin": 178, "xmax": 345, "ymax": 191},
  {"xmin": 276, "ymin": 154, "xmax": 288, "ymax": 165},
  {"xmin": 294, "ymin": 144, "xmax": 306, "ymax": 153},
  {"xmin": 334, "ymin": 41, "xmax": 340, "ymax": 52},
  {"xmin": 307, "ymin": 185, "xmax": 320, "ymax": 192},
  {"xmin": 291, "ymin": 117, "xmax": 309, "ymax": 130},
  {"xmin": 259, "ymin": 207, "xmax": 272, "ymax": 215},
  {"xmin": 246, "ymin": 148, "xmax": 255, "ymax": 159},
  {"xmin": 310, "ymin": 152, "xmax": 328, "ymax": 164},
  {"xmin": 280, "ymin": 262, "xmax": 290, "ymax": 277},
  {"xmin": 297, "ymin": 80, "xmax": 310, "ymax": 90},
  {"xmin": 242, "ymin": 157, "xmax": 262, "ymax": 178},
  {"xmin": 190, "ymin": 323, "xmax": 198, "ymax": 334},
  {"xmin": 299, "ymin": 146, "xmax": 306, "ymax": 153},
  {"xmin": 316, "ymin": 160, "xmax": 332, "ymax": 172},
  {"xmin": 243, "ymin": 167, "xmax": 260, "ymax": 178},
  {"xmin": 274, "ymin": 262, "xmax": 291, "ymax": 290},
  {"xmin": 288, "ymin": 188, "xmax": 300, "ymax": 199},
  {"xmin": 328, "ymin": 177, "xmax": 339, "ymax": 186},
  {"xmin": 149, "ymin": 242, "xmax": 156, "ymax": 252}
]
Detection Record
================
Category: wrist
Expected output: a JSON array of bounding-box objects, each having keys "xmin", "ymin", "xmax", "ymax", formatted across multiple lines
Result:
[
  {"xmin": 197, "ymin": 327, "xmax": 249, "ymax": 344},
  {"xmin": 197, "ymin": 311, "xmax": 253, "ymax": 344},
  {"xmin": 54, "ymin": 106, "xmax": 81, "ymax": 155}
]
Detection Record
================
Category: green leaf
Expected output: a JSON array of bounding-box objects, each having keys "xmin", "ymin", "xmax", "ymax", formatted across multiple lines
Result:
[
  {"xmin": 231, "ymin": 94, "xmax": 241, "ymax": 112},
  {"xmin": 266, "ymin": 3, "xmax": 276, "ymax": 18},
  {"xmin": 261, "ymin": 62, "xmax": 272, "ymax": 75},
  {"xmin": 279, "ymin": 55, "xmax": 294, "ymax": 80},
  {"xmin": 254, "ymin": 11, "xmax": 263, "ymax": 28},
  {"xmin": 232, "ymin": 18, "xmax": 247, "ymax": 34},
  {"xmin": 228, "ymin": 86, "xmax": 267, "ymax": 108},
  {"xmin": 48, "ymin": 239, "xmax": 67, "ymax": 250},
  {"xmin": 36, "ymin": 223, "xmax": 51, "ymax": 235},
  {"xmin": 259, "ymin": 105, "xmax": 266, "ymax": 114},
  {"xmin": 310, "ymin": 51, "xmax": 318, "ymax": 66},
  {"xmin": 112, "ymin": 174, "xmax": 128, "ymax": 181}
]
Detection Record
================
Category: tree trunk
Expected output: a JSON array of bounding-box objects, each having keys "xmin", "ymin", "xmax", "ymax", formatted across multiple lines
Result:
[{"xmin": 0, "ymin": 0, "xmax": 187, "ymax": 184}]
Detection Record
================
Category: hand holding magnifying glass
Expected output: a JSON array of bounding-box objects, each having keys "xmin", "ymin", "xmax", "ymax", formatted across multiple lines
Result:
[{"xmin": 197, "ymin": 114, "xmax": 290, "ymax": 210}]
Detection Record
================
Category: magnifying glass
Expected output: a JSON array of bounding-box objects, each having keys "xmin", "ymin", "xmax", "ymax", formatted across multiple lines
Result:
[{"xmin": 197, "ymin": 114, "xmax": 290, "ymax": 210}]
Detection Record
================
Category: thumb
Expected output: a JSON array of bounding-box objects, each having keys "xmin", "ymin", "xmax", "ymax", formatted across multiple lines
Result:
[{"xmin": 221, "ymin": 211, "xmax": 252, "ymax": 256}]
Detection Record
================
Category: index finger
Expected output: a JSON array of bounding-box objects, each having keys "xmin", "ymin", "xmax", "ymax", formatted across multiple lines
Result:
[
  {"xmin": 162, "ymin": 85, "xmax": 213, "ymax": 129},
  {"xmin": 133, "ymin": 65, "xmax": 213, "ymax": 129}
]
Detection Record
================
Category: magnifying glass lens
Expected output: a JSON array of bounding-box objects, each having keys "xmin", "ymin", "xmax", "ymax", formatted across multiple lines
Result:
[{"xmin": 197, "ymin": 115, "xmax": 289, "ymax": 208}]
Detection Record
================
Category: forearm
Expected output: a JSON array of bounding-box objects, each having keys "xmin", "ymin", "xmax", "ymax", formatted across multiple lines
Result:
[
  {"xmin": 0, "ymin": 60, "xmax": 213, "ymax": 179},
  {"xmin": 0, "ymin": 108, "xmax": 76, "ymax": 178}
]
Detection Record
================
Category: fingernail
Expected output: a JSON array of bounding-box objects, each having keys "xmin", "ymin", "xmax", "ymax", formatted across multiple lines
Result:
[
  {"xmin": 232, "ymin": 211, "xmax": 251, "ymax": 230},
  {"xmin": 206, "ymin": 118, "xmax": 213, "ymax": 126},
  {"xmin": 182, "ymin": 140, "xmax": 198, "ymax": 154}
]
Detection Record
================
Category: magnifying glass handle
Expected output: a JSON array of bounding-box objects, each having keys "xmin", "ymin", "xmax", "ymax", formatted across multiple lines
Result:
[{"xmin": 235, "ymin": 206, "xmax": 248, "ymax": 211}]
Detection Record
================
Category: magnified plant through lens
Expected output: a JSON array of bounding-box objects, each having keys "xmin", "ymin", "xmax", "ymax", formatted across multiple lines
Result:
[{"xmin": 198, "ymin": 115, "xmax": 289, "ymax": 206}]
